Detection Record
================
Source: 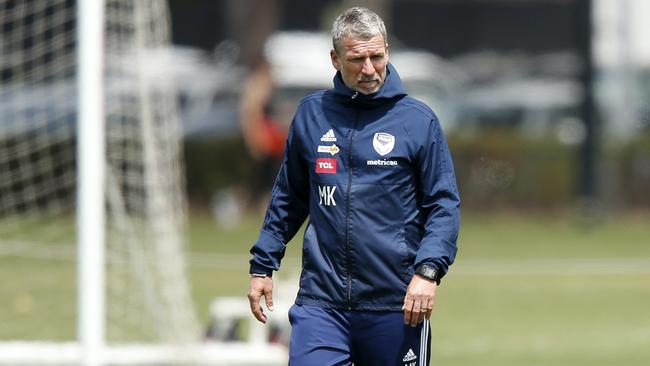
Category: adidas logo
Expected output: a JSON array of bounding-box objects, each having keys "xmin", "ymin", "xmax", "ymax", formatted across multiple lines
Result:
[
  {"xmin": 402, "ymin": 348, "xmax": 417, "ymax": 362},
  {"xmin": 320, "ymin": 129, "xmax": 337, "ymax": 142}
]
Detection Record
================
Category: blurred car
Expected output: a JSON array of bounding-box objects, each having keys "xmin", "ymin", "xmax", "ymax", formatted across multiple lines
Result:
[
  {"xmin": 149, "ymin": 44, "xmax": 245, "ymax": 139},
  {"xmin": 0, "ymin": 81, "xmax": 76, "ymax": 140},
  {"xmin": 447, "ymin": 76, "xmax": 584, "ymax": 142},
  {"xmin": 441, "ymin": 51, "xmax": 587, "ymax": 143}
]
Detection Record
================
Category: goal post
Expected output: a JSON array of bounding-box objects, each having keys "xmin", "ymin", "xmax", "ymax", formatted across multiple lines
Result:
[{"xmin": 77, "ymin": 1, "xmax": 106, "ymax": 366}]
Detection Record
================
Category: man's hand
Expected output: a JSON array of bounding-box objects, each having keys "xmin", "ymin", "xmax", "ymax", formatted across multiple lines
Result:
[
  {"xmin": 402, "ymin": 274, "xmax": 437, "ymax": 327},
  {"xmin": 247, "ymin": 276, "xmax": 274, "ymax": 324}
]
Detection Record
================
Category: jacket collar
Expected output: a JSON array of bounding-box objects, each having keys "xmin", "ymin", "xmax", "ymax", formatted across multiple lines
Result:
[{"xmin": 331, "ymin": 63, "xmax": 407, "ymax": 106}]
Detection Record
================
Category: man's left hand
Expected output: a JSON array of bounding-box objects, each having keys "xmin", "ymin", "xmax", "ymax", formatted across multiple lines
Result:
[{"xmin": 402, "ymin": 274, "xmax": 437, "ymax": 327}]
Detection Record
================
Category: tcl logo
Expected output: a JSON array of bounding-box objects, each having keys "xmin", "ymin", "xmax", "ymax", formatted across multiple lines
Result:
[{"xmin": 315, "ymin": 158, "xmax": 337, "ymax": 174}]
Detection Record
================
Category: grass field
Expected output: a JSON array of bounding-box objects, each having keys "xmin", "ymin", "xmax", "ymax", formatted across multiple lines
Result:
[
  {"xmin": 1, "ymin": 212, "xmax": 649, "ymax": 365},
  {"xmin": 189, "ymin": 212, "xmax": 650, "ymax": 366}
]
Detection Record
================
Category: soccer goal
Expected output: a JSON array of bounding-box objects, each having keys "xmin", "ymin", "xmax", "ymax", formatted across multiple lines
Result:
[
  {"xmin": 0, "ymin": 1, "xmax": 289, "ymax": 365},
  {"xmin": 0, "ymin": 0, "xmax": 197, "ymax": 362}
]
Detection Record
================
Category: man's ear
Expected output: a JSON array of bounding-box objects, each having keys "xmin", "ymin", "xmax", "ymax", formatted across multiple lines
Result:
[
  {"xmin": 385, "ymin": 43, "xmax": 390, "ymax": 62},
  {"xmin": 330, "ymin": 49, "xmax": 341, "ymax": 71}
]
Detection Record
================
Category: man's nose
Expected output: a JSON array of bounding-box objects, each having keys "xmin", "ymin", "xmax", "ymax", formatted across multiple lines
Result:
[{"xmin": 361, "ymin": 58, "xmax": 374, "ymax": 75}]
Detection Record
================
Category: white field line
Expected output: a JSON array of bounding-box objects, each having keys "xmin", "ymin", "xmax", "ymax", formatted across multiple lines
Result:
[
  {"xmin": 2, "ymin": 242, "xmax": 650, "ymax": 276},
  {"xmin": 0, "ymin": 341, "xmax": 287, "ymax": 365},
  {"xmin": 0, "ymin": 241, "xmax": 76, "ymax": 260}
]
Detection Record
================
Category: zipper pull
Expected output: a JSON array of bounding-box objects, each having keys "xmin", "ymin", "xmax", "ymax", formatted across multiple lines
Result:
[{"xmin": 351, "ymin": 91, "xmax": 359, "ymax": 100}]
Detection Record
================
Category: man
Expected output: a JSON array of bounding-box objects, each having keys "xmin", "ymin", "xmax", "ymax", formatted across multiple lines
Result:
[{"xmin": 247, "ymin": 7, "xmax": 460, "ymax": 366}]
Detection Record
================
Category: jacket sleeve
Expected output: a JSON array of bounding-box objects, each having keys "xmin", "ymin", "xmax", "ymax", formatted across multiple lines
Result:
[
  {"xmin": 414, "ymin": 118, "xmax": 460, "ymax": 282},
  {"xmin": 249, "ymin": 121, "xmax": 310, "ymax": 276}
]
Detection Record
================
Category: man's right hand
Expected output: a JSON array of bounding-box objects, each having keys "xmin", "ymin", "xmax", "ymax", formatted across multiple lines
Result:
[{"xmin": 247, "ymin": 275, "xmax": 274, "ymax": 323}]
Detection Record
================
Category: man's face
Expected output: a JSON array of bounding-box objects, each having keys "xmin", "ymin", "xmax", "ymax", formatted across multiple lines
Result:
[{"xmin": 330, "ymin": 34, "xmax": 389, "ymax": 95}]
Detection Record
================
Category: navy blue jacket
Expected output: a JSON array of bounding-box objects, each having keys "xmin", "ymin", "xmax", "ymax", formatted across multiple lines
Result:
[{"xmin": 250, "ymin": 64, "xmax": 460, "ymax": 311}]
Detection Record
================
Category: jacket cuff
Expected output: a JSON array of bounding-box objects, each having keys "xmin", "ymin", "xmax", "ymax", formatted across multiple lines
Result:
[
  {"xmin": 249, "ymin": 263, "xmax": 273, "ymax": 277},
  {"xmin": 249, "ymin": 229, "xmax": 286, "ymax": 275}
]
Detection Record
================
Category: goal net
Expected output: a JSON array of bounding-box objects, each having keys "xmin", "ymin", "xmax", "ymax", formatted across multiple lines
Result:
[{"xmin": 0, "ymin": 0, "xmax": 199, "ymax": 363}]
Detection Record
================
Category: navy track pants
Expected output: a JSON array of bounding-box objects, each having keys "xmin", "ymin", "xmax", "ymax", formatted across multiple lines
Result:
[{"xmin": 288, "ymin": 304, "xmax": 431, "ymax": 366}]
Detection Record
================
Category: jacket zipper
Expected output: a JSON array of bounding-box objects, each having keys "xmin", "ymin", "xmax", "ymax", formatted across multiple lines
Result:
[{"xmin": 345, "ymin": 92, "xmax": 359, "ymax": 309}]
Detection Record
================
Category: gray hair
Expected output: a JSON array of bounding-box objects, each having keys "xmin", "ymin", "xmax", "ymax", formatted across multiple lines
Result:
[{"xmin": 331, "ymin": 7, "xmax": 387, "ymax": 53}]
